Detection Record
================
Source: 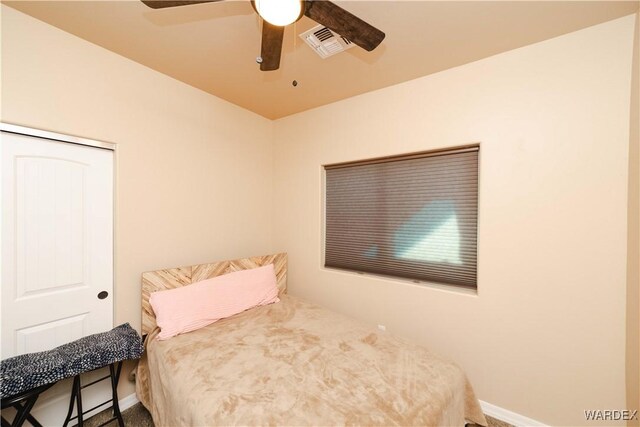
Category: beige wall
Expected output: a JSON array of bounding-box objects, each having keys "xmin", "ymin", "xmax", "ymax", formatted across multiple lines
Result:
[
  {"xmin": 627, "ymin": 13, "xmax": 640, "ymax": 427},
  {"xmin": 1, "ymin": 5, "xmax": 274, "ymax": 398},
  {"xmin": 273, "ymin": 15, "xmax": 637, "ymax": 426}
]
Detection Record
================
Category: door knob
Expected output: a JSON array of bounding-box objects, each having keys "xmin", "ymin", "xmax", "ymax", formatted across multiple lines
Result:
[{"xmin": 97, "ymin": 291, "xmax": 109, "ymax": 300}]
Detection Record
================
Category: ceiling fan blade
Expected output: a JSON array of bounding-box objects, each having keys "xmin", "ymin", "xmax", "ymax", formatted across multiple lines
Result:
[
  {"xmin": 260, "ymin": 22, "xmax": 285, "ymax": 71},
  {"xmin": 304, "ymin": 0, "xmax": 385, "ymax": 52},
  {"xmin": 141, "ymin": 0, "xmax": 223, "ymax": 9}
]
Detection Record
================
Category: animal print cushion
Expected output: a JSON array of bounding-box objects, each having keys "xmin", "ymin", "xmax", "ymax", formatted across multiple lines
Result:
[{"xmin": 0, "ymin": 323, "xmax": 143, "ymax": 398}]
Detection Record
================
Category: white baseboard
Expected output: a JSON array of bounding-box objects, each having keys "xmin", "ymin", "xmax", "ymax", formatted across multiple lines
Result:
[
  {"xmin": 480, "ymin": 400, "xmax": 548, "ymax": 427},
  {"xmin": 118, "ymin": 393, "xmax": 140, "ymax": 412}
]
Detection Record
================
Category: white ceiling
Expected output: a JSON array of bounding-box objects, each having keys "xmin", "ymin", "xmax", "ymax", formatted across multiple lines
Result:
[{"xmin": 5, "ymin": 0, "xmax": 638, "ymax": 119}]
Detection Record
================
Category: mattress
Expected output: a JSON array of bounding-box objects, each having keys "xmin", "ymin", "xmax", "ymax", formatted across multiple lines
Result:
[{"xmin": 136, "ymin": 295, "xmax": 487, "ymax": 426}]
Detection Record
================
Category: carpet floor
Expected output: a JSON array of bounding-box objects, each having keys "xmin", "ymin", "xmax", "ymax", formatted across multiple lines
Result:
[{"xmin": 86, "ymin": 402, "xmax": 513, "ymax": 427}]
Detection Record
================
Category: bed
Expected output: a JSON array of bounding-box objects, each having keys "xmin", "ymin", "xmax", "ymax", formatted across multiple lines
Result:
[{"xmin": 136, "ymin": 253, "xmax": 487, "ymax": 426}]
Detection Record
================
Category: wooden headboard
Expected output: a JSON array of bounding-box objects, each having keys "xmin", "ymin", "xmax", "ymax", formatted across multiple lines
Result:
[{"xmin": 141, "ymin": 253, "xmax": 287, "ymax": 335}]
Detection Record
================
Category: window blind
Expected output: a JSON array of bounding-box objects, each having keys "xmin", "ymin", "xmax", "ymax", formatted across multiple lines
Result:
[{"xmin": 324, "ymin": 147, "xmax": 479, "ymax": 288}]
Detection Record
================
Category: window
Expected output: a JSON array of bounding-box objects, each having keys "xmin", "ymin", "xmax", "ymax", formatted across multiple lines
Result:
[{"xmin": 324, "ymin": 146, "xmax": 479, "ymax": 288}]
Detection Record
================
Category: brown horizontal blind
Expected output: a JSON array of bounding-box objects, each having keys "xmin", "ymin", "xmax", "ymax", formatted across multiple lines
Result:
[{"xmin": 324, "ymin": 148, "xmax": 478, "ymax": 288}]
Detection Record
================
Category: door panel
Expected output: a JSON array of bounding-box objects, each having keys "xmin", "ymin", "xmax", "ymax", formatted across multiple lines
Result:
[
  {"xmin": 16, "ymin": 156, "xmax": 86, "ymax": 296},
  {"xmin": 16, "ymin": 312, "xmax": 88, "ymax": 354},
  {"xmin": 1, "ymin": 128, "xmax": 114, "ymax": 425}
]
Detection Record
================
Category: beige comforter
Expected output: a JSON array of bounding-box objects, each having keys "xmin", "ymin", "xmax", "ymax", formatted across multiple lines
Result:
[{"xmin": 136, "ymin": 295, "xmax": 487, "ymax": 426}]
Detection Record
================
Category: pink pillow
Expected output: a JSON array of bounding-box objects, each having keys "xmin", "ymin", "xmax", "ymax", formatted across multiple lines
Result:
[{"xmin": 150, "ymin": 264, "xmax": 279, "ymax": 340}]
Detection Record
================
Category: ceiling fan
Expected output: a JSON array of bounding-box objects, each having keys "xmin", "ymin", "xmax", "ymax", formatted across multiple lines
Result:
[{"xmin": 140, "ymin": 0, "xmax": 385, "ymax": 71}]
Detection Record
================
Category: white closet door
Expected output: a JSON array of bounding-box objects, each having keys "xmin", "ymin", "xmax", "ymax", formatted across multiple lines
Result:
[{"xmin": 1, "ymin": 128, "xmax": 114, "ymax": 424}]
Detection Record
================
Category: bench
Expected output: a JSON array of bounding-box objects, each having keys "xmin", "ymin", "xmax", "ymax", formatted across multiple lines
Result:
[{"xmin": 1, "ymin": 323, "xmax": 143, "ymax": 427}]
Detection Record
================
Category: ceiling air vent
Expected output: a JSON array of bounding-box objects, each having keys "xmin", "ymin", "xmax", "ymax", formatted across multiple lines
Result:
[{"xmin": 299, "ymin": 25, "xmax": 355, "ymax": 59}]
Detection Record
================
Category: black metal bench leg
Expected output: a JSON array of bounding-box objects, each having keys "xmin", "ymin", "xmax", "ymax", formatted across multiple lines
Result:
[
  {"xmin": 23, "ymin": 411, "xmax": 44, "ymax": 427},
  {"xmin": 109, "ymin": 362, "xmax": 124, "ymax": 427},
  {"xmin": 61, "ymin": 363, "xmax": 125, "ymax": 427},
  {"xmin": 63, "ymin": 376, "xmax": 80, "ymax": 427},
  {"xmin": 11, "ymin": 401, "xmax": 44, "ymax": 427},
  {"xmin": 62, "ymin": 375, "xmax": 85, "ymax": 427},
  {"xmin": 75, "ymin": 375, "xmax": 84, "ymax": 427},
  {"xmin": 10, "ymin": 394, "xmax": 39, "ymax": 427},
  {"xmin": 2, "ymin": 383, "xmax": 53, "ymax": 427}
]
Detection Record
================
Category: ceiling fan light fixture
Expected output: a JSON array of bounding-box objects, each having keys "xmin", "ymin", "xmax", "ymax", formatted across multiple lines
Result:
[{"xmin": 255, "ymin": 0, "xmax": 303, "ymax": 26}]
